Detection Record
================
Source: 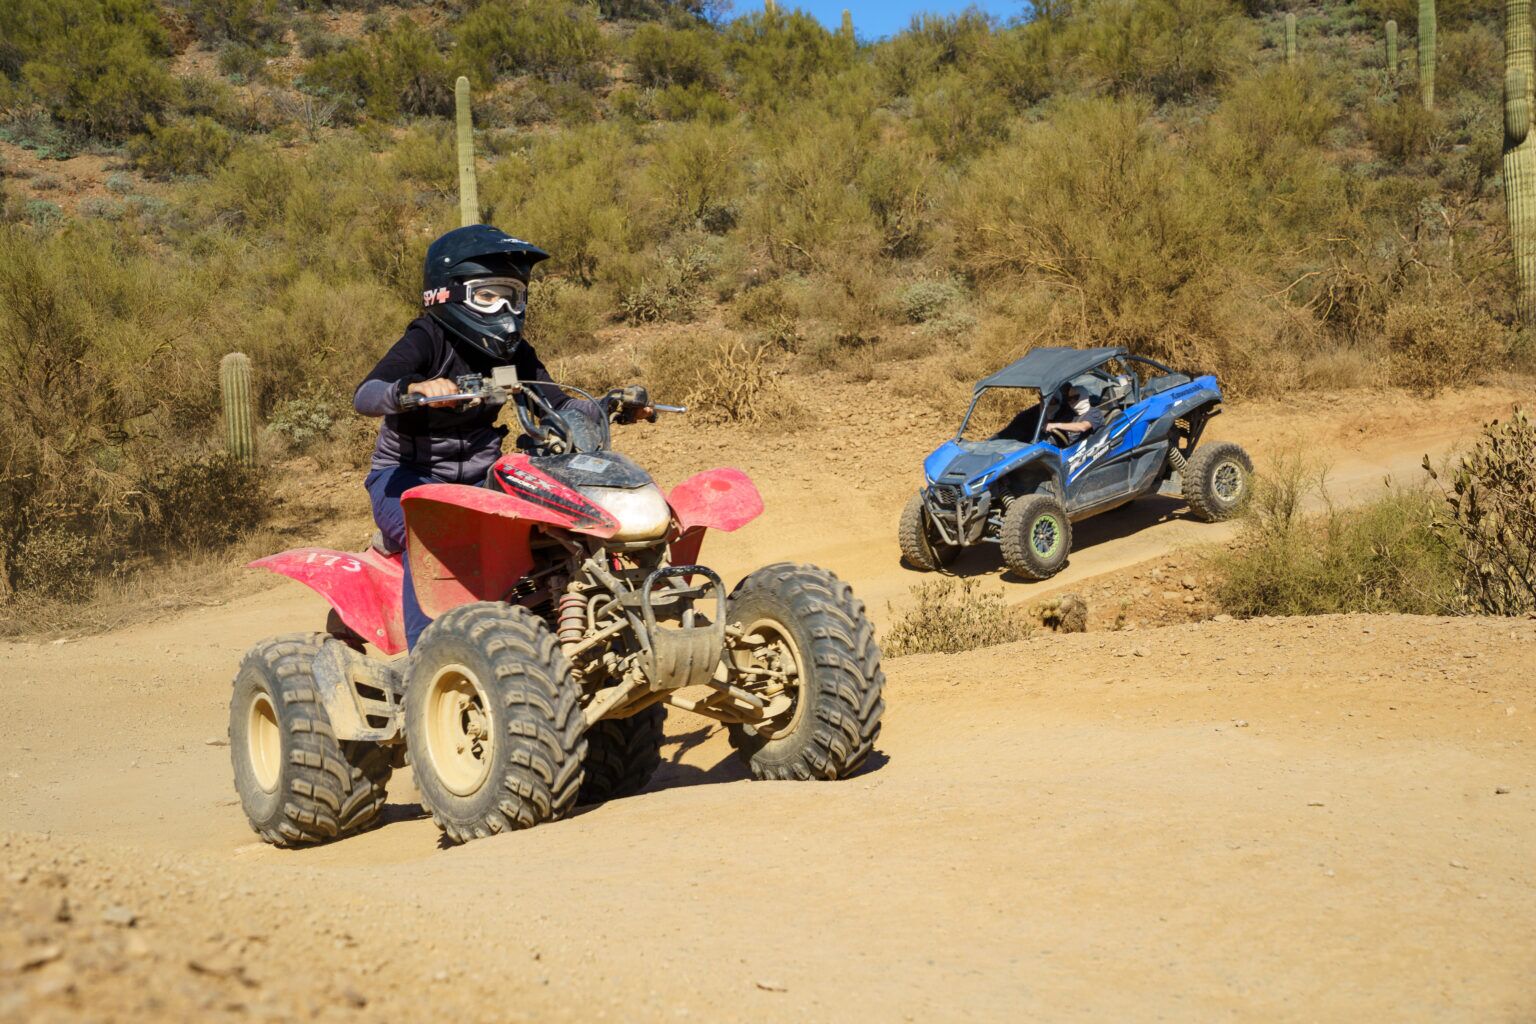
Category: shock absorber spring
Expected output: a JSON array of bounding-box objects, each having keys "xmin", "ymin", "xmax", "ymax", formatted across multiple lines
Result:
[
  {"xmin": 556, "ymin": 593, "xmax": 586, "ymax": 646},
  {"xmin": 1167, "ymin": 445, "xmax": 1188, "ymax": 471}
]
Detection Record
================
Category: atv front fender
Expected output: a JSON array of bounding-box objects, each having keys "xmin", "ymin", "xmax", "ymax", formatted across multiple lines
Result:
[
  {"xmin": 248, "ymin": 547, "xmax": 407, "ymax": 655},
  {"xmin": 401, "ymin": 483, "xmax": 589, "ymax": 620},
  {"xmin": 667, "ymin": 468, "xmax": 763, "ymax": 565}
]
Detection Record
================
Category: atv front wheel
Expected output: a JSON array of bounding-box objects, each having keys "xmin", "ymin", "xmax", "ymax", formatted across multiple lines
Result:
[
  {"xmin": 1000, "ymin": 494, "xmax": 1072, "ymax": 580},
  {"xmin": 577, "ymin": 703, "xmax": 664, "ymax": 805},
  {"xmin": 725, "ymin": 564, "xmax": 884, "ymax": 781},
  {"xmin": 1183, "ymin": 441, "xmax": 1253, "ymax": 522},
  {"xmin": 405, "ymin": 602, "xmax": 585, "ymax": 844},
  {"xmin": 898, "ymin": 493, "xmax": 958, "ymax": 572},
  {"xmin": 229, "ymin": 634, "xmax": 392, "ymax": 847}
]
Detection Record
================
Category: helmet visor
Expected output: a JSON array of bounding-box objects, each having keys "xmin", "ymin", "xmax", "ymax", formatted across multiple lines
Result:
[{"xmin": 462, "ymin": 277, "xmax": 527, "ymax": 317}]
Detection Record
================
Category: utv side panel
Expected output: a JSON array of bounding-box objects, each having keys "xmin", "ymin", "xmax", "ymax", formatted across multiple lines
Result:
[{"xmin": 249, "ymin": 548, "xmax": 408, "ymax": 655}]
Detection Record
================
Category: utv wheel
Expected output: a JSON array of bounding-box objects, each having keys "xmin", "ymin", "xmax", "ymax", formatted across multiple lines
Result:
[
  {"xmin": 1000, "ymin": 494, "xmax": 1072, "ymax": 581},
  {"xmin": 725, "ymin": 564, "xmax": 884, "ymax": 781},
  {"xmin": 577, "ymin": 703, "xmax": 664, "ymax": 806},
  {"xmin": 898, "ymin": 493, "xmax": 958, "ymax": 572},
  {"xmin": 230, "ymin": 634, "xmax": 392, "ymax": 847},
  {"xmin": 405, "ymin": 602, "xmax": 585, "ymax": 844},
  {"xmin": 1183, "ymin": 441, "xmax": 1253, "ymax": 522}
]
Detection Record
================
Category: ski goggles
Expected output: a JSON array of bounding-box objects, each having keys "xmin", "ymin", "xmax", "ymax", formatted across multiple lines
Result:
[{"xmin": 422, "ymin": 277, "xmax": 528, "ymax": 315}]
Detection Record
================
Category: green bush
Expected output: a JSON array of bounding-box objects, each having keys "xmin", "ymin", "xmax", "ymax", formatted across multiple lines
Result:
[
  {"xmin": 1208, "ymin": 457, "xmax": 1459, "ymax": 617},
  {"xmin": 619, "ymin": 249, "xmax": 712, "ymax": 324},
  {"xmin": 303, "ymin": 18, "xmax": 453, "ymax": 118},
  {"xmin": 130, "ymin": 116, "xmax": 236, "ymax": 178},
  {"xmin": 456, "ymin": 0, "xmax": 608, "ymax": 87},
  {"xmin": 22, "ymin": 18, "xmax": 177, "ymax": 140},
  {"xmin": 630, "ymin": 22, "xmax": 722, "ymax": 88},
  {"xmin": 1384, "ymin": 288, "xmax": 1502, "ymax": 394},
  {"xmin": 1063, "ymin": 0, "xmax": 1250, "ymax": 102}
]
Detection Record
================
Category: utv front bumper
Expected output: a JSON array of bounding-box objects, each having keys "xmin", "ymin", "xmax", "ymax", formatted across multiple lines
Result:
[{"xmin": 922, "ymin": 485, "xmax": 995, "ymax": 547}]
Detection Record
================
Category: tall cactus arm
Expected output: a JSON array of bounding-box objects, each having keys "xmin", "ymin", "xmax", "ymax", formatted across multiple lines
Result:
[
  {"xmin": 220, "ymin": 353, "xmax": 256, "ymax": 466},
  {"xmin": 1386, "ymin": 20, "xmax": 1398, "ymax": 74},
  {"xmin": 1509, "ymin": 68, "xmax": 1531, "ymax": 146}
]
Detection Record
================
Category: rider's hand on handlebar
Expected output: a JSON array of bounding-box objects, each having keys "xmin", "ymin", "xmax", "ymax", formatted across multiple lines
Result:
[{"xmin": 407, "ymin": 378, "xmax": 479, "ymax": 407}]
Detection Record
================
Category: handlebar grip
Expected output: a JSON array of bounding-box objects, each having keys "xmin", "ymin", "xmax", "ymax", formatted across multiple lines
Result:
[
  {"xmin": 653, "ymin": 404, "xmax": 687, "ymax": 414},
  {"xmin": 398, "ymin": 392, "xmax": 423, "ymax": 410}
]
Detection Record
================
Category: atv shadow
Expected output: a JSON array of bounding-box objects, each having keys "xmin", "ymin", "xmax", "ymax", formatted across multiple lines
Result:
[
  {"xmin": 638, "ymin": 725, "xmax": 890, "ymax": 795},
  {"xmin": 926, "ymin": 495, "xmax": 1191, "ymax": 584}
]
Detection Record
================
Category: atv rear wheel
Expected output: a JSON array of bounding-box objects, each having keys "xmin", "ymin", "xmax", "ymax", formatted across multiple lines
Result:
[
  {"xmin": 1183, "ymin": 441, "xmax": 1253, "ymax": 522},
  {"xmin": 405, "ymin": 602, "xmax": 585, "ymax": 844},
  {"xmin": 898, "ymin": 493, "xmax": 958, "ymax": 572},
  {"xmin": 725, "ymin": 564, "xmax": 884, "ymax": 781},
  {"xmin": 1000, "ymin": 494, "xmax": 1072, "ymax": 580},
  {"xmin": 577, "ymin": 703, "xmax": 664, "ymax": 806},
  {"xmin": 230, "ymin": 634, "xmax": 392, "ymax": 847}
]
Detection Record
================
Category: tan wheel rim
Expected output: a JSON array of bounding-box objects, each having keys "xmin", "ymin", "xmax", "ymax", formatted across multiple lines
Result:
[
  {"xmin": 423, "ymin": 664, "xmax": 494, "ymax": 797},
  {"xmin": 247, "ymin": 691, "xmax": 281, "ymax": 793},
  {"xmin": 744, "ymin": 618, "xmax": 806, "ymax": 741}
]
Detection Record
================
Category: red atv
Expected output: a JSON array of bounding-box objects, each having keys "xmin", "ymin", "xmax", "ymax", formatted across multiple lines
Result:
[{"xmin": 229, "ymin": 370, "xmax": 885, "ymax": 846}]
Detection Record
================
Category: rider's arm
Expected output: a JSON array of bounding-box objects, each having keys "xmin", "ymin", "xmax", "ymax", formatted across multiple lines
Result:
[{"xmin": 355, "ymin": 324, "xmax": 437, "ymax": 415}]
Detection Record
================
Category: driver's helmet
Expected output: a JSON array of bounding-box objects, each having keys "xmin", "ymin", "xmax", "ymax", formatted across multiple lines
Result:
[{"xmin": 422, "ymin": 225, "xmax": 549, "ymax": 361}]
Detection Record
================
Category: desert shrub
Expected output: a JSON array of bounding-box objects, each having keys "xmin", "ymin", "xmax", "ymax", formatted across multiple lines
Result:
[
  {"xmin": 645, "ymin": 119, "xmax": 743, "ymax": 231},
  {"xmin": 1426, "ymin": 410, "xmax": 1536, "ymax": 616},
  {"xmin": 180, "ymin": 0, "xmax": 286, "ymax": 47},
  {"xmin": 1063, "ymin": 0, "xmax": 1249, "ymax": 102},
  {"xmin": 22, "ymin": 17, "xmax": 177, "ymax": 140},
  {"xmin": 897, "ymin": 278, "xmax": 969, "ymax": 324},
  {"xmin": 650, "ymin": 82, "xmax": 736, "ymax": 122},
  {"xmin": 216, "ymin": 42, "xmax": 266, "ymax": 82},
  {"xmin": 642, "ymin": 334, "xmax": 786, "ymax": 425},
  {"xmin": 12, "ymin": 526, "xmax": 94, "ymax": 603},
  {"xmin": 724, "ymin": 9, "xmax": 856, "ymax": 108},
  {"xmin": 23, "ymin": 200, "xmax": 63, "ymax": 228},
  {"xmin": 267, "ymin": 388, "xmax": 339, "ymax": 451},
  {"xmin": 0, "ymin": 105, "xmax": 74, "ymax": 159},
  {"xmin": 979, "ymin": 18, "xmax": 1058, "ymax": 105},
  {"xmin": 133, "ymin": 449, "xmax": 269, "ymax": 552},
  {"xmin": 948, "ymin": 96, "xmax": 1248, "ymax": 378},
  {"xmin": 130, "ymin": 116, "xmax": 236, "ymax": 178},
  {"xmin": 523, "ymin": 277, "xmax": 606, "ymax": 356},
  {"xmin": 873, "ymin": 10, "xmax": 995, "ymax": 97},
  {"xmin": 620, "ymin": 249, "xmax": 712, "ymax": 324},
  {"xmin": 390, "ymin": 122, "xmax": 456, "ymax": 190},
  {"xmin": 1365, "ymin": 91, "xmax": 1438, "ymax": 164},
  {"xmin": 912, "ymin": 68, "xmax": 1010, "ymax": 163},
  {"xmin": 456, "ymin": 0, "xmax": 608, "ymax": 87},
  {"xmin": 80, "ymin": 197, "xmax": 125, "ymax": 221},
  {"xmin": 1383, "ymin": 288, "xmax": 1501, "ymax": 394},
  {"xmin": 303, "ymin": 18, "xmax": 452, "ymax": 118},
  {"xmin": 629, "ymin": 22, "xmax": 722, "ymax": 88},
  {"xmin": 884, "ymin": 578, "xmax": 1027, "ymax": 657},
  {"xmin": 1208, "ymin": 456, "xmax": 1458, "ymax": 618}
]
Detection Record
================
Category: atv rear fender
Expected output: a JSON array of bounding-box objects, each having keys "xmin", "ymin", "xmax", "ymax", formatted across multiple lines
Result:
[
  {"xmin": 401, "ymin": 482, "xmax": 617, "ymax": 620},
  {"xmin": 666, "ymin": 468, "xmax": 764, "ymax": 566},
  {"xmin": 248, "ymin": 547, "xmax": 407, "ymax": 655}
]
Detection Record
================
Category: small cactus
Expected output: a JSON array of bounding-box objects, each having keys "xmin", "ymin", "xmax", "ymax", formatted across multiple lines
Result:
[
  {"xmin": 1285, "ymin": 13, "xmax": 1297, "ymax": 64},
  {"xmin": 1419, "ymin": 0, "xmax": 1436, "ymax": 109},
  {"xmin": 1386, "ymin": 19, "xmax": 1398, "ymax": 76},
  {"xmin": 1505, "ymin": 0, "xmax": 1536, "ymax": 320},
  {"xmin": 220, "ymin": 353, "xmax": 256, "ymax": 465},
  {"xmin": 1033, "ymin": 593, "xmax": 1088, "ymax": 634},
  {"xmin": 840, "ymin": 9, "xmax": 853, "ymax": 41},
  {"xmin": 455, "ymin": 76, "xmax": 479, "ymax": 228}
]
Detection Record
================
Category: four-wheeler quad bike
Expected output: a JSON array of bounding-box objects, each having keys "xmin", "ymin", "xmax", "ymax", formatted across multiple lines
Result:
[
  {"xmin": 230, "ymin": 368, "xmax": 884, "ymax": 847},
  {"xmin": 899, "ymin": 346, "xmax": 1253, "ymax": 581}
]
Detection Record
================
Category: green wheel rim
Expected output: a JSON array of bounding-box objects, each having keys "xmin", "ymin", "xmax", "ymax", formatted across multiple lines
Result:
[{"xmin": 1030, "ymin": 513, "xmax": 1062, "ymax": 559}]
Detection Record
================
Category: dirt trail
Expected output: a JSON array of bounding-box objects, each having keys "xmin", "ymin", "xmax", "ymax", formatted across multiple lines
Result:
[{"xmin": 1, "ymin": 386, "xmax": 1532, "ymax": 1021}]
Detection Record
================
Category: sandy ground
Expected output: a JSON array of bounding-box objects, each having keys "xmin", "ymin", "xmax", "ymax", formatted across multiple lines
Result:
[{"xmin": 1, "ymin": 386, "xmax": 1532, "ymax": 1022}]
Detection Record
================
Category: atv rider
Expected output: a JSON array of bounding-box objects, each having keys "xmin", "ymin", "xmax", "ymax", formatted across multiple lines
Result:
[{"xmin": 354, "ymin": 225, "xmax": 611, "ymax": 650}]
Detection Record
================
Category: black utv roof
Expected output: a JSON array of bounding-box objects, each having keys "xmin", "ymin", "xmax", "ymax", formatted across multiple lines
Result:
[{"xmin": 975, "ymin": 346, "xmax": 1127, "ymax": 395}]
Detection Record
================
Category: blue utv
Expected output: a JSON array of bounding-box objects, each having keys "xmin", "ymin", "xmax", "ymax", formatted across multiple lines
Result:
[{"xmin": 900, "ymin": 346, "xmax": 1253, "ymax": 580}]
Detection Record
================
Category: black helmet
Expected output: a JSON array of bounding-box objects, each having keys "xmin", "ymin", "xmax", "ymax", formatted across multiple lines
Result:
[{"xmin": 422, "ymin": 225, "xmax": 550, "ymax": 361}]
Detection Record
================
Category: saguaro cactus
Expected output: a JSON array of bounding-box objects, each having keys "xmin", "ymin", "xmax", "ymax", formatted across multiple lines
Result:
[
  {"xmin": 1505, "ymin": 0, "xmax": 1536, "ymax": 319},
  {"xmin": 840, "ymin": 9, "xmax": 853, "ymax": 41},
  {"xmin": 1386, "ymin": 19, "xmax": 1398, "ymax": 76},
  {"xmin": 455, "ymin": 76, "xmax": 479, "ymax": 228},
  {"xmin": 1419, "ymin": 0, "xmax": 1436, "ymax": 109},
  {"xmin": 220, "ymin": 353, "xmax": 256, "ymax": 465},
  {"xmin": 1285, "ymin": 13, "xmax": 1297, "ymax": 63}
]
